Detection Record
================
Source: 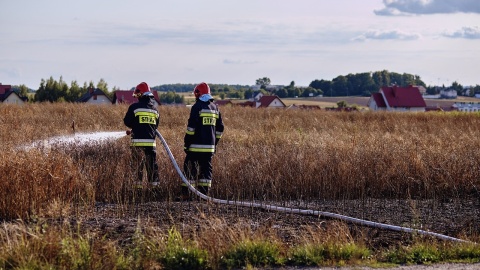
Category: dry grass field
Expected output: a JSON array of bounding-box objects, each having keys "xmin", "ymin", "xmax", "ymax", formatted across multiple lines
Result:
[{"xmin": 1, "ymin": 103, "xmax": 480, "ymax": 269}]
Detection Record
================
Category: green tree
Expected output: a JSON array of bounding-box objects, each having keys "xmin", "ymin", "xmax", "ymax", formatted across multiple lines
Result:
[
  {"xmin": 309, "ymin": 79, "xmax": 331, "ymax": 96},
  {"xmin": 372, "ymin": 70, "xmax": 391, "ymax": 87},
  {"xmin": 451, "ymin": 81, "xmax": 464, "ymax": 96},
  {"xmin": 332, "ymin": 76, "xmax": 348, "ymax": 96},
  {"xmin": 256, "ymin": 77, "xmax": 271, "ymax": 89},
  {"xmin": 472, "ymin": 85, "xmax": 480, "ymax": 96},
  {"xmin": 68, "ymin": 80, "xmax": 84, "ymax": 102},
  {"xmin": 276, "ymin": 88, "xmax": 288, "ymax": 98},
  {"xmin": 97, "ymin": 78, "xmax": 114, "ymax": 99},
  {"xmin": 301, "ymin": 87, "xmax": 321, "ymax": 97},
  {"xmin": 96, "ymin": 78, "xmax": 108, "ymax": 92},
  {"xmin": 244, "ymin": 89, "xmax": 254, "ymax": 99},
  {"xmin": 17, "ymin": 84, "xmax": 29, "ymax": 98},
  {"xmin": 337, "ymin": 100, "xmax": 348, "ymax": 108},
  {"xmin": 159, "ymin": 91, "xmax": 184, "ymax": 104}
]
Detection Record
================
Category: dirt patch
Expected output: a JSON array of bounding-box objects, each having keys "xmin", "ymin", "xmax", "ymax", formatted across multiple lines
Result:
[{"xmin": 72, "ymin": 196, "xmax": 479, "ymax": 249}]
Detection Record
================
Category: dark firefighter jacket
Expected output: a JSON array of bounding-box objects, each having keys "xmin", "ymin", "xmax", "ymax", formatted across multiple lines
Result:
[
  {"xmin": 123, "ymin": 96, "xmax": 159, "ymax": 147},
  {"xmin": 184, "ymin": 99, "xmax": 224, "ymax": 153}
]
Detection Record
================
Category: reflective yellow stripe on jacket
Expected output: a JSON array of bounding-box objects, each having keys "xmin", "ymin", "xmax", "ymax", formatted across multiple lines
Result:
[
  {"xmin": 186, "ymin": 127, "xmax": 195, "ymax": 135},
  {"xmin": 188, "ymin": 144, "xmax": 215, "ymax": 153},
  {"xmin": 131, "ymin": 139, "xmax": 156, "ymax": 147},
  {"xmin": 199, "ymin": 109, "xmax": 219, "ymax": 118}
]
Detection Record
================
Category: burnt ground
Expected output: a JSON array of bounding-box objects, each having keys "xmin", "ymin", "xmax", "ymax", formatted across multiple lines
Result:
[{"xmin": 72, "ymin": 194, "xmax": 480, "ymax": 250}]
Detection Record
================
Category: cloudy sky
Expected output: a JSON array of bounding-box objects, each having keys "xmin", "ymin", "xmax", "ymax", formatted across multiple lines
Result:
[{"xmin": 1, "ymin": 0, "xmax": 479, "ymax": 90}]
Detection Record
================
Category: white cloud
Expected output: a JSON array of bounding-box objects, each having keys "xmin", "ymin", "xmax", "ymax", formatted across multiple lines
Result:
[
  {"xmin": 443, "ymin": 26, "xmax": 480, "ymax": 39},
  {"xmin": 1, "ymin": 0, "xmax": 479, "ymax": 88},
  {"xmin": 353, "ymin": 30, "xmax": 422, "ymax": 41},
  {"xmin": 375, "ymin": 0, "xmax": 480, "ymax": 16}
]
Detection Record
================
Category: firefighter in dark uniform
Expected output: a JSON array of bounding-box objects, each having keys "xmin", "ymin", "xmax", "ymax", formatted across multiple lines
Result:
[
  {"xmin": 123, "ymin": 82, "xmax": 160, "ymax": 187},
  {"xmin": 182, "ymin": 82, "xmax": 224, "ymax": 199}
]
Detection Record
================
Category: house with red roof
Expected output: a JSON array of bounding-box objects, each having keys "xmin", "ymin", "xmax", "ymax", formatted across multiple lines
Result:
[
  {"xmin": 112, "ymin": 90, "xmax": 161, "ymax": 107},
  {"xmin": 0, "ymin": 84, "xmax": 28, "ymax": 104},
  {"xmin": 367, "ymin": 85, "xmax": 427, "ymax": 112},
  {"xmin": 256, "ymin": 95, "xmax": 286, "ymax": 108},
  {"xmin": 234, "ymin": 95, "xmax": 286, "ymax": 108}
]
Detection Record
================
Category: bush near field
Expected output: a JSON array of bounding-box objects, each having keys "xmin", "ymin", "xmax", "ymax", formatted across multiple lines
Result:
[{"xmin": 1, "ymin": 103, "xmax": 480, "ymax": 220}]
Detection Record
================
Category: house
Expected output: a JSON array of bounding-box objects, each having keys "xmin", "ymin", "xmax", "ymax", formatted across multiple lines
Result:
[
  {"xmin": 246, "ymin": 91, "xmax": 264, "ymax": 101},
  {"xmin": 367, "ymin": 85, "xmax": 427, "ymax": 112},
  {"xmin": 452, "ymin": 102, "xmax": 480, "ymax": 112},
  {"xmin": 76, "ymin": 87, "xmax": 112, "ymax": 104},
  {"xmin": 0, "ymin": 84, "xmax": 28, "ymax": 104},
  {"xmin": 256, "ymin": 95, "xmax": 286, "ymax": 108},
  {"xmin": 417, "ymin": 85, "xmax": 427, "ymax": 95},
  {"xmin": 112, "ymin": 90, "xmax": 161, "ymax": 106},
  {"xmin": 214, "ymin": 99, "xmax": 233, "ymax": 107},
  {"xmin": 440, "ymin": 89, "xmax": 457, "ymax": 99}
]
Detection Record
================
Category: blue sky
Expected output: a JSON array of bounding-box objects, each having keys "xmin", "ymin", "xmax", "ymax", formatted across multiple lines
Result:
[{"xmin": 1, "ymin": 0, "xmax": 479, "ymax": 90}]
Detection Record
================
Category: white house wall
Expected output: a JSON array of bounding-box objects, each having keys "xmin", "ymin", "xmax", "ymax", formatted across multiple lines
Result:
[
  {"xmin": 3, "ymin": 94, "xmax": 24, "ymax": 104},
  {"xmin": 86, "ymin": 95, "xmax": 111, "ymax": 104},
  {"xmin": 268, "ymin": 99, "xmax": 285, "ymax": 108}
]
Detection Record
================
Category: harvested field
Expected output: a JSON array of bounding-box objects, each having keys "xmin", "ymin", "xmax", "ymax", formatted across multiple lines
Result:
[{"xmin": 1, "ymin": 103, "xmax": 480, "ymax": 269}]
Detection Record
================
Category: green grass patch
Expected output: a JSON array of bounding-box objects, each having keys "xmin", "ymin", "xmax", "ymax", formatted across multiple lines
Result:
[{"xmin": 220, "ymin": 239, "xmax": 284, "ymax": 269}]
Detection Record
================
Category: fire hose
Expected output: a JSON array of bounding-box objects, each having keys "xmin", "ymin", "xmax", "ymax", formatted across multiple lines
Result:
[{"xmin": 155, "ymin": 130, "xmax": 472, "ymax": 244}]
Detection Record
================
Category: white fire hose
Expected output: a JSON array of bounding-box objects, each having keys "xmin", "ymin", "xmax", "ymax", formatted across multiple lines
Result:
[{"xmin": 156, "ymin": 130, "xmax": 472, "ymax": 244}]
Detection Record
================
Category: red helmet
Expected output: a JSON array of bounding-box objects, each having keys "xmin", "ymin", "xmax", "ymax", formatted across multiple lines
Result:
[
  {"xmin": 133, "ymin": 82, "xmax": 151, "ymax": 98},
  {"xmin": 193, "ymin": 82, "xmax": 210, "ymax": 99}
]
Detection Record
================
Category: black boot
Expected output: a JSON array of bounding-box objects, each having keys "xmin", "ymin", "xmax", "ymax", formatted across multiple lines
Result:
[{"xmin": 179, "ymin": 186, "xmax": 191, "ymax": 201}]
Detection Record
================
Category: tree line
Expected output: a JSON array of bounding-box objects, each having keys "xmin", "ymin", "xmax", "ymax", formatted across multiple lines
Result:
[{"xmin": 8, "ymin": 70, "xmax": 480, "ymax": 103}]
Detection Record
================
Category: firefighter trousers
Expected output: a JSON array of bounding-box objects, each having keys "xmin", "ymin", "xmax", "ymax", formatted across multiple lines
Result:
[
  {"xmin": 131, "ymin": 146, "xmax": 159, "ymax": 183},
  {"xmin": 183, "ymin": 152, "xmax": 213, "ymax": 195}
]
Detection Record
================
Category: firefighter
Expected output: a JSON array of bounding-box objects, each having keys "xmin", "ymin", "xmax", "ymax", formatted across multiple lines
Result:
[
  {"xmin": 182, "ymin": 82, "xmax": 224, "ymax": 200},
  {"xmin": 123, "ymin": 82, "xmax": 160, "ymax": 187}
]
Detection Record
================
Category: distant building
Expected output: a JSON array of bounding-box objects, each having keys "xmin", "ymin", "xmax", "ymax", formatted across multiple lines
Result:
[
  {"xmin": 256, "ymin": 95, "xmax": 286, "ymax": 108},
  {"xmin": 0, "ymin": 84, "xmax": 28, "ymax": 104},
  {"xmin": 235, "ymin": 95, "xmax": 286, "ymax": 109},
  {"xmin": 252, "ymin": 91, "xmax": 264, "ymax": 101},
  {"xmin": 440, "ymin": 89, "xmax": 457, "ymax": 99},
  {"xmin": 76, "ymin": 87, "xmax": 112, "ymax": 104},
  {"xmin": 452, "ymin": 102, "xmax": 480, "ymax": 112},
  {"xmin": 367, "ymin": 85, "xmax": 427, "ymax": 112}
]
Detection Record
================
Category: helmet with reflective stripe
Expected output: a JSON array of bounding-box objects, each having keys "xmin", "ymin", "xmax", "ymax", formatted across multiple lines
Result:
[
  {"xmin": 133, "ymin": 82, "xmax": 152, "ymax": 98},
  {"xmin": 193, "ymin": 82, "xmax": 210, "ymax": 99}
]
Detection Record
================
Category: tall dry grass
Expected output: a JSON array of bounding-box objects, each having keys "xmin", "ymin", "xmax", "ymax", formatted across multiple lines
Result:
[{"xmin": 1, "ymin": 103, "xmax": 480, "ymax": 220}]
